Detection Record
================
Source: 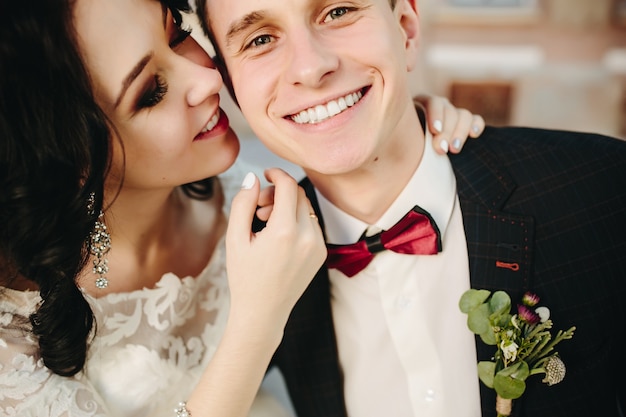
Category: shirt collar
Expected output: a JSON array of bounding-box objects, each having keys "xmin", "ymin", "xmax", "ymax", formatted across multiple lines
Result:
[{"xmin": 317, "ymin": 130, "xmax": 457, "ymax": 245}]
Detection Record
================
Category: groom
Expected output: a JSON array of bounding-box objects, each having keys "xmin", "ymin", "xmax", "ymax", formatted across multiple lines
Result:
[{"xmin": 199, "ymin": 0, "xmax": 626, "ymax": 415}]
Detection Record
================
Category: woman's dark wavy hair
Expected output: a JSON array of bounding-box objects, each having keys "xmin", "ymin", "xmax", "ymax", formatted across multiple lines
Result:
[{"xmin": 0, "ymin": 0, "xmax": 208, "ymax": 377}]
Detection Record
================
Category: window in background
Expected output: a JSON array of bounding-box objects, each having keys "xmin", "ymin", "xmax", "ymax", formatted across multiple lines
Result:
[
  {"xmin": 436, "ymin": 0, "xmax": 540, "ymax": 24},
  {"xmin": 447, "ymin": 0, "xmax": 534, "ymax": 7},
  {"xmin": 615, "ymin": 0, "xmax": 626, "ymax": 27},
  {"xmin": 449, "ymin": 82, "xmax": 514, "ymax": 126}
]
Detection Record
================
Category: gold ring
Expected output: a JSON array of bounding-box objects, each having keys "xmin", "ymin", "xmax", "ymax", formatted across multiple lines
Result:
[{"xmin": 309, "ymin": 213, "xmax": 318, "ymax": 219}]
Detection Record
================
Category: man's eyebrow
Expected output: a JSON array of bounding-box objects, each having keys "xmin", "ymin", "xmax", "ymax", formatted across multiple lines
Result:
[
  {"xmin": 114, "ymin": 53, "xmax": 153, "ymax": 109},
  {"xmin": 225, "ymin": 11, "xmax": 265, "ymax": 48}
]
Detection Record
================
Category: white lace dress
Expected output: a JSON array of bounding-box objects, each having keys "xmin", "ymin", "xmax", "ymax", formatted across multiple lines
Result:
[{"xmin": 0, "ymin": 163, "xmax": 291, "ymax": 417}]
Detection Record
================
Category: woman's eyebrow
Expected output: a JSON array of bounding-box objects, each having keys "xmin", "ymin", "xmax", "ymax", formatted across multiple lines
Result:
[
  {"xmin": 114, "ymin": 53, "xmax": 153, "ymax": 109},
  {"xmin": 114, "ymin": 3, "xmax": 167, "ymax": 108}
]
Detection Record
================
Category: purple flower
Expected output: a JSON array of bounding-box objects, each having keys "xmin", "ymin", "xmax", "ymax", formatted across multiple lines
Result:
[
  {"xmin": 517, "ymin": 304, "xmax": 540, "ymax": 324},
  {"xmin": 522, "ymin": 292, "xmax": 540, "ymax": 307}
]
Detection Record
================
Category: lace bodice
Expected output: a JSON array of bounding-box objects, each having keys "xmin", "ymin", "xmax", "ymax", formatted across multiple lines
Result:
[{"xmin": 0, "ymin": 162, "xmax": 290, "ymax": 417}]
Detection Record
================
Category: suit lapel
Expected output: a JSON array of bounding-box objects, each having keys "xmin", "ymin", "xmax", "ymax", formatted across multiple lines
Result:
[{"xmin": 450, "ymin": 144, "xmax": 535, "ymax": 416}]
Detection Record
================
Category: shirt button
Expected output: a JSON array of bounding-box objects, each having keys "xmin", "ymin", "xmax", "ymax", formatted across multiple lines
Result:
[{"xmin": 424, "ymin": 388, "xmax": 436, "ymax": 402}]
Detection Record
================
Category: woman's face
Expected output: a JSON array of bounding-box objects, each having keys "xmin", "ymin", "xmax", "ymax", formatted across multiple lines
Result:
[{"xmin": 74, "ymin": 0, "xmax": 239, "ymax": 193}]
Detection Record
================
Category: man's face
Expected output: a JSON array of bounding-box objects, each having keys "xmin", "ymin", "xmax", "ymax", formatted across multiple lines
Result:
[{"xmin": 205, "ymin": 0, "xmax": 420, "ymax": 177}]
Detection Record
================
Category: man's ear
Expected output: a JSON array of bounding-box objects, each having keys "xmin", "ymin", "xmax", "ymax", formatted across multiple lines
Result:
[{"xmin": 396, "ymin": 0, "xmax": 420, "ymax": 72}]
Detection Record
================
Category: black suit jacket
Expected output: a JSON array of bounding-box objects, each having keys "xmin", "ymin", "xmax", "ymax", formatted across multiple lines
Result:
[{"xmin": 272, "ymin": 126, "xmax": 626, "ymax": 417}]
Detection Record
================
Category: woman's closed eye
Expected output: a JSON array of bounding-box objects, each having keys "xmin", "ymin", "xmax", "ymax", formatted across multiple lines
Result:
[
  {"xmin": 137, "ymin": 74, "xmax": 168, "ymax": 110},
  {"xmin": 170, "ymin": 25, "xmax": 192, "ymax": 49}
]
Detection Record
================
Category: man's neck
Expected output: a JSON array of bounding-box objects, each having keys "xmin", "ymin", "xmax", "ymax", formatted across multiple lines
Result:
[{"xmin": 306, "ymin": 115, "xmax": 426, "ymax": 225}]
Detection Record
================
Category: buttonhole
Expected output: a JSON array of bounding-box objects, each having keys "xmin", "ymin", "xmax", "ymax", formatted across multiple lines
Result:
[
  {"xmin": 496, "ymin": 242, "xmax": 520, "ymax": 251},
  {"xmin": 496, "ymin": 261, "xmax": 520, "ymax": 271}
]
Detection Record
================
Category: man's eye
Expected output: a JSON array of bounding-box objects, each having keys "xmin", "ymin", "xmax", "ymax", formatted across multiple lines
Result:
[
  {"xmin": 137, "ymin": 74, "xmax": 168, "ymax": 109},
  {"xmin": 250, "ymin": 34, "xmax": 273, "ymax": 48},
  {"xmin": 324, "ymin": 7, "xmax": 349, "ymax": 22}
]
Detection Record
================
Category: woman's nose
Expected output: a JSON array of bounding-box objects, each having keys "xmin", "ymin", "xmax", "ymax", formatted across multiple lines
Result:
[{"xmin": 177, "ymin": 38, "xmax": 223, "ymax": 106}]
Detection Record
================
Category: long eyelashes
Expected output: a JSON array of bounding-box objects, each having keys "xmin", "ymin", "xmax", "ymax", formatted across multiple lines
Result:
[
  {"xmin": 170, "ymin": 25, "xmax": 192, "ymax": 49},
  {"xmin": 137, "ymin": 74, "xmax": 168, "ymax": 109},
  {"xmin": 133, "ymin": 22, "xmax": 190, "ymax": 111}
]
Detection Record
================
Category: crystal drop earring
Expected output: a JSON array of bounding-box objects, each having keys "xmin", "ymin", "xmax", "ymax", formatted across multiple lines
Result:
[{"xmin": 87, "ymin": 193, "xmax": 110, "ymax": 289}]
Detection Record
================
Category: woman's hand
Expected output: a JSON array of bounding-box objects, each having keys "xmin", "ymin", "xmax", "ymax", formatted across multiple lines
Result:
[
  {"xmin": 226, "ymin": 168, "xmax": 326, "ymax": 333},
  {"xmin": 187, "ymin": 169, "xmax": 325, "ymax": 417},
  {"xmin": 414, "ymin": 94, "xmax": 485, "ymax": 154}
]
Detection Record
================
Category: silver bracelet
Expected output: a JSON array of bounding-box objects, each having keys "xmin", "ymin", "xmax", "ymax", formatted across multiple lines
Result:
[{"xmin": 174, "ymin": 401, "xmax": 191, "ymax": 417}]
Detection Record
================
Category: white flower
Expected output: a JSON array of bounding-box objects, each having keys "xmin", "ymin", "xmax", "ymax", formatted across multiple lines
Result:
[
  {"xmin": 535, "ymin": 306, "xmax": 550, "ymax": 323},
  {"xmin": 500, "ymin": 340, "xmax": 519, "ymax": 362}
]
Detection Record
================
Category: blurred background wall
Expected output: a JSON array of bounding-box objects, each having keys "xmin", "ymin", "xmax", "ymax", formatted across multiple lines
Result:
[
  {"xmin": 214, "ymin": 0, "xmax": 626, "ymax": 143},
  {"xmin": 416, "ymin": 0, "xmax": 626, "ymax": 139}
]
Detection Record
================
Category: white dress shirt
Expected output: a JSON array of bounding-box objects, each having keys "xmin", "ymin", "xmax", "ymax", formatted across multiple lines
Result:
[{"xmin": 316, "ymin": 132, "xmax": 481, "ymax": 417}]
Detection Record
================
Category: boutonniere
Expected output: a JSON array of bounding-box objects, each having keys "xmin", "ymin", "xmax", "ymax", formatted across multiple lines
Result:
[{"xmin": 459, "ymin": 289, "xmax": 576, "ymax": 417}]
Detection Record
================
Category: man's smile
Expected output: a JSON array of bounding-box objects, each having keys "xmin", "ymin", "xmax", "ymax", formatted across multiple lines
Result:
[{"xmin": 288, "ymin": 87, "xmax": 369, "ymax": 124}]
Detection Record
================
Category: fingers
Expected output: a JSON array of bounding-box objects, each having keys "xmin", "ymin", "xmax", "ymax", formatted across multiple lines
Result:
[
  {"xmin": 255, "ymin": 186, "xmax": 275, "ymax": 222},
  {"xmin": 227, "ymin": 172, "xmax": 260, "ymax": 247},
  {"xmin": 446, "ymin": 112, "xmax": 485, "ymax": 154},
  {"xmin": 414, "ymin": 93, "xmax": 486, "ymax": 155},
  {"xmin": 262, "ymin": 168, "xmax": 300, "ymax": 226},
  {"xmin": 264, "ymin": 168, "xmax": 318, "ymax": 227},
  {"xmin": 225, "ymin": 168, "xmax": 326, "ymax": 326},
  {"xmin": 413, "ymin": 93, "xmax": 446, "ymax": 137},
  {"xmin": 469, "ymin": 115, "xmax": 485, "ymax": 138},
  {"xmin": 295, "ymin": 184, "xmax": 317, "ymax": 225},
  {"xmin": 433, "ymin": 103, "xmax": 462, "ymax": 154}
]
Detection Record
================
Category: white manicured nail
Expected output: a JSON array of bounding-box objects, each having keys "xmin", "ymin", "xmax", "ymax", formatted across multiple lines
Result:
[
  {"xmin": 433, "ymin": 120, "xmax": 443, "ymax": 133},
  {"xmin": 241, "ymin": 172, "xmax": 256, "ymax": 189},
  {"xmin": 440, "ymin": 139, "xmax": 449, "ymax": 153},
  {"xmin": 452, "ymin": 138, "xmax": 461, "ymax": 150}
]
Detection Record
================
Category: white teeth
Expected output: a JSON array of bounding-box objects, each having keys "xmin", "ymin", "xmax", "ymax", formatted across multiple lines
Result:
[
  {"xmin": 201, "ymin": 110, "xmax": 220, "ymax": 133},
  {"xmin": 291, "ymin": 90, "xmax": 363, "ymax": 124},
  {"xmin": 315, "ymin": 104, "xmax": 328, "ymax": 121},
  {"xmin": 327, "ymin": 100, "xmax": 341, "ymax": 117},
  {"xmin": 338, "ymin": 97, "xmax": 347, "ymax": 110}
]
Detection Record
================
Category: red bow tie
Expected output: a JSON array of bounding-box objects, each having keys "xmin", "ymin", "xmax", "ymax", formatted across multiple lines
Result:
[{"xmin": 325, "ymin": 206, "xmax": 442, "ymax": 277}]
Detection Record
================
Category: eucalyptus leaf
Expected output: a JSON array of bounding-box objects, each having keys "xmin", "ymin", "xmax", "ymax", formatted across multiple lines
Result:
[
  {"xmin": 468, "ymin": 303, "xmax": 491, "ymax": 335},
  {"xmin": 477, "ymin": 361, "xmax": 495, "ymax": 388},
  {"xmin": 459, "ymin": 289, "xmax": 491, "ymax": 313},
  {"xmin": 494, "ymin": 373, "xmax": 526, "ymax": 399},
  {"xmin": 498, "ymin": 361, "xmax": 530, "ymax": 381},
  {"xmin": 495, "ymin": 313, "xmax": 512, "ymax": 328},
  {"xmin": 479, "ymin": 328, "xmax": 497, "ymax": 345},
  {"xmin": 489, "ymin": 291, "xmax": 511, "ymax": 317}
]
